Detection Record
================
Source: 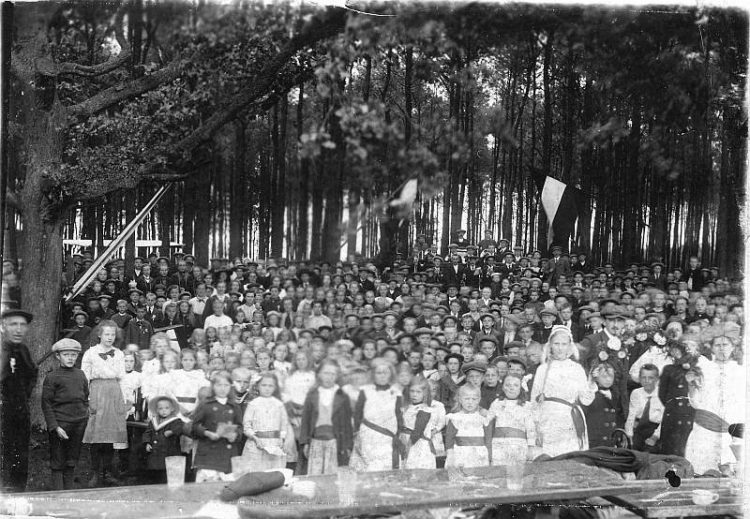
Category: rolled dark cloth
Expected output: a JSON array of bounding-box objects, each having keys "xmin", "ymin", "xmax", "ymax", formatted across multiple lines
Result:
[
  {"xmin": 728, "ymin": 423, "xmax": 743, "ymax": 438},
  {"xmin": 219, "ymin": 471, "xmax": 286, "ymax": 502},
  {"xmin": 693, "ymin": 409, "xmax": 729, "ymax": 433},
  {"xmin": 542, "ymin": 447, "xmax": 693, "ymax": 480}
]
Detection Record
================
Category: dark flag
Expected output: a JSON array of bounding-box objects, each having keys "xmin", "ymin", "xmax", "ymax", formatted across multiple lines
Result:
[{"xmin": 532, "ymin": 171, "xmax": 584, "ymax": 250}]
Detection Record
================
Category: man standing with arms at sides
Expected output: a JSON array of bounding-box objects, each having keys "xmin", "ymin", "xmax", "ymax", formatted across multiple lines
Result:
[{"xmin": 0, "ymin": 309, "xmax": 38, "ymax": 492}]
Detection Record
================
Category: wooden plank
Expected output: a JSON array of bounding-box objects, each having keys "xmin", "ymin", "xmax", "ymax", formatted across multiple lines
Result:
[
  {"xmin": 604, "ymin": 478, "xmax": 745, "ymax": 518},
  {"xmin": 18, "ymin": 481, "xmax": 232, "ymax": 519},
  {"xmin": 17, "ymin": 461, "xmax": 647, "ymax": 519},
  {"xmin": 237, "ymin": 461, "xmax": 647, "ymax": 519}
]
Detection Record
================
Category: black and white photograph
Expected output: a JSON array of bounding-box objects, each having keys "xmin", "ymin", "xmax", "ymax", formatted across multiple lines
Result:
[{"xmin": 0, "ymin": 0, "xmax": 747, "ymax": 517}]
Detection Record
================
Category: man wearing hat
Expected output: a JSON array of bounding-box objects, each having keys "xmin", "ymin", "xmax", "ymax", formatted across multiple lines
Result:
[
  {"xmin": 498, "ymin": 251, "xmax": 518, "ymax": 281},
  {"xmin": 533, "ymin": 307, "xmax": 559, "ymax": 344},
  {"xmin": 648, "ymin": 262, "xmax": 668, "ymax": 291},
  {"xmin": 474, "ymin": 313, "xmax": 502, "ymax": 347},
  {"xmin": 1, "ymin": 309, "xmax": 37, "ymax": 492},
  {"xmin": 42, "ymin": 339, "xmax": 88, "ymax": 490},
  {"xmin": 169, "ymin": 258, "xmax": 193, "ymax": 291},
  {"xmin": 545, "ymin": 246, "xmax": 571, "ymax": 287},
  {"xmin": 681, "ymin": 255, "xmax": 705, "ymax": 293},
  {"xmin": 580, "ymin": 306, "xmax": 631, "ymax": 413},
  {"xmin": 444, "ymin": 254, "xmax": 467, "ymax": 290},
  {"xmin": 576, "ymin": 251, "xmax": 593, "ymax": 274},
  {"xmin": 66, "ymin": 311, "xmax": 93, "ymax": 357},
  {"xmin": 496, "ymin": 238, "xmax": 510, "ymax": 257},
  {"xmin": 477, "ymin": 230, "xmax": 497, "ymax": 253}
]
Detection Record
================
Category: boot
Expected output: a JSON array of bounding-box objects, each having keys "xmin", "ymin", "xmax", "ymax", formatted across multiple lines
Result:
[
  {"xmin": 62, "ymin": 468, "xmax": 76, "ymax": 490},
  {"xmin": 88, "ymin": 471, "xmax": 101, "ymax": 488},
  {"xmin": 51, "ymin": 470, "xmax": 64, "ymax": 491},
  {"xmin": 102, "ymin": 467, "xmax": 123, "ymax": 486},
  {"xmin": 102, "ymin": 455, "xmax": 123, "ymax": 486}
]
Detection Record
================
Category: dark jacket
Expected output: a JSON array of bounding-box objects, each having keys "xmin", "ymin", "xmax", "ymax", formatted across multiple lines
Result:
[
  {"xmin": 143, "ymin": 416, "xmax": 184, "ymax": 470},
  {"xmin": 583, "ymin": 390, "xmax": 625, "ymax": 449},
  {"xmin": 1, "ymin": 341, "xmax": 37, "ymax": 411},
  {"xmin": 41, "ymin": 365, "xmax": 89, "ymax": 428},
  {"xmin": 299, "ymin": 387, "xmax": 353, "ymax": 466},
  {"xmin": 191, "ymin": 397, "xmax": 243, "ymax": 472},
  {"xmin": 125, "ymin": 318, "xmax": 154, "ymax": 350}
]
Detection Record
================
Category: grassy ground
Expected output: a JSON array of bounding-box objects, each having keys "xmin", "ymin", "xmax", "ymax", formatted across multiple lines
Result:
[{"xmin": 26, "ymin": 425, "xmax": 142, "ymax": 492}]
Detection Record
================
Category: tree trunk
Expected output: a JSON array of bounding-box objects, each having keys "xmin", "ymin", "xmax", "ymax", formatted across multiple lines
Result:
[
  {"xmin": 16, "ymin": 96, "xmax": 68, "ymax": 426},
  {"xmin": 296, "ymin": 84, "xmax": 310, "ymax": 260},
  {"xmin": 193, "ymin": 151, "xmax": 213, "ymax": 265},
  {"xmin": 538, "ymin": 29, "xmax": 554, "ymax": 252},
  {"xmin": 229, "ymin": 120, "xmax": 246, "ymax": 259}
]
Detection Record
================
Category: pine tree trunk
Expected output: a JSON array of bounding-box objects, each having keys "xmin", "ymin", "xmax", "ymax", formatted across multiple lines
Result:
[
  {"xmin": 296, "ymin": 84, "xmax": 310, "ymax": 260},
  {"xmin": 229, "ymin": 120, "xmax": 246, "ymax": 259},
  {"xmin": 538, "ymin": 29, "xmax": 554, "ymax": 251}
]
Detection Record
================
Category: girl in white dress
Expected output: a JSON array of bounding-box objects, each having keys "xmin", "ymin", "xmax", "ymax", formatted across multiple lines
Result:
[
  {"xmin": 350, "ymin": 358, "xmax": 403, "ymax": 472},
  {"xmin": 445, "ymin": 385, "xmax": 492, "ymax": 468},
  {"xmin": 400, "ymin": 378, "xmax": 439, "ymax": 469},
  {"xmin": 530, "ymin": 326, "xmax": 596, "ymax": 457},
  {"xmin": 489, "ymin": 375, "xmax": 537, "ymax": 465},
  {"xmin": 242, "ymin": 373, "xmax": 289, "ymax": 470},
  {"xmin": 684, "ymin": 327, "xmax": 744, "ymax": 475}
]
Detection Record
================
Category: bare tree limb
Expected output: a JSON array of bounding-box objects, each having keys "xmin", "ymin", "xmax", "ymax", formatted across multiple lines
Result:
[{"xmin": 36, "ymin": 50, "xmax": 133, "ymax": 78}]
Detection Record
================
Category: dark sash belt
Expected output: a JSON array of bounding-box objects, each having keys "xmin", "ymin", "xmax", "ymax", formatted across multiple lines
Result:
[
  {"xmin": 400, "ymin": 426, "xmax": 437, "ymax": 454},
  {"xmin": 544, "ymin": 396, "xmax": 586, "ymax": 448},
  {"xmin": 176, "ymin": 397, "xmax": 196, "ymax": 403},
  {"xmin": 493, "ymin": 426, "xmax": 527, "ymax": 439},
  {"xmin": 255, "ymin": 430, "xmax": 281, "ymax": 439},
  {"xmin": 313, "ymin": 424, "xmax": 335, "ymax": 440},
  {"xmin": 694, "ymin": 409, "xmax": 730, "ymax": 433},
  {"xmin": 454, "ymin": 436, "xmax": 486, "ymax": 447},
  {"xmin": 362, "ymin": 419, "xmax": 400, "ymax": 468}
]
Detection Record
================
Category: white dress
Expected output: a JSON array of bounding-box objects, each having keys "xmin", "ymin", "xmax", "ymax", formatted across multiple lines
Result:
[
  {"xmin": 530, "ymin": 359, "xmax": 595, "ymax": 457},
  {"xmin": 350, "ymin": 385, "xmax": 401, "ymax": 472},
  {"xmin": 400, "ymin": 403, "xmax": 439, "ymax": 469},
  {"xmin": 489, "ymin": 399, "xmax": 536, "ymax": 465},
  {"xmin": 242, "ymin": 396, "xmax": 289, "ymax": 470},
  {"xmin": 444, "ymin": 411, "xmax": 491, "ymax": 468},
  {"xmin": 171, "ymin": 369, "xmax": 210, "ymax": 415},
  {"xmin": 684, "ymin": 358, "xmax": 744, "ymax": 474}
]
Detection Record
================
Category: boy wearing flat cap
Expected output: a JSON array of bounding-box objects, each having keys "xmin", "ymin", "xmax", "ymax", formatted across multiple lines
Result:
[{"xmin": 42, "ymin": 339, "xmax": 89, "ymax": 490}]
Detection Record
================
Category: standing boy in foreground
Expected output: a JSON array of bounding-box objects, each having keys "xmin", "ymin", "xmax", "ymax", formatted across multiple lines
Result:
[{"xmin": 41, "ymin": 338, "xmax": 89, "ymax": 490}]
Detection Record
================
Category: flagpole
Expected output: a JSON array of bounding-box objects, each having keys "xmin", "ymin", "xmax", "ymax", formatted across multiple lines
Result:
[{"xmin": 65, "ymin": 184, "xmax": 173, "ymax": 301}]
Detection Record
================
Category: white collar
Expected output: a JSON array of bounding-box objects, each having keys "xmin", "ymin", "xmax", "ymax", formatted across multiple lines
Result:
[{"xmin": 150, "ymin": 415, "xmax": 182, "ymax": 431}]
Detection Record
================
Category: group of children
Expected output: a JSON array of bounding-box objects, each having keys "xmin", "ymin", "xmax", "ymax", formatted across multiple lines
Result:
[{"xmin": 41, "ymin": 323, "xmax": 553, "ymax": 490}]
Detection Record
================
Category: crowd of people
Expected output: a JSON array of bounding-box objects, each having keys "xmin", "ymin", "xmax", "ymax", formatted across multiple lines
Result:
[{"xmin": 0, "ymin": 229, "xmax": 744, "ymax": 493}]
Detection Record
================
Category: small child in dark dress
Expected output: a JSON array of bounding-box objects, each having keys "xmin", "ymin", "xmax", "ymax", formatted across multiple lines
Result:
[{"xmin": 142, "ymin": 395, "xmax": 184, "ymax": 484}]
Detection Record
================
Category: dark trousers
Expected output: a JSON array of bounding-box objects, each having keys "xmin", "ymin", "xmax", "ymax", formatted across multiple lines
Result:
[
  {"xmin": 49, "ymin": 420, "xmax": 87, "ymax": 471},
  {"xmin": 633, "ymin": 420, "xmax": 659, "ymax": 452},
  {"xmin": 90, "ymin": 443, "xmax": 115, "ymax": 474},
  {"xmin": 659, "ymin": 406, "xmax": 694, "ymax": 457},
  {"xmin": 0, "ymin": 405, "xmax": 31, "ymax": 492}
]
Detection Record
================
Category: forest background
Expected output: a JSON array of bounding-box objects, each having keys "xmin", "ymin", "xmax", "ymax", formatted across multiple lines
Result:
[{"xmin": 3, "ymin": 1, "xmax": 747, "ymax": 422}]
